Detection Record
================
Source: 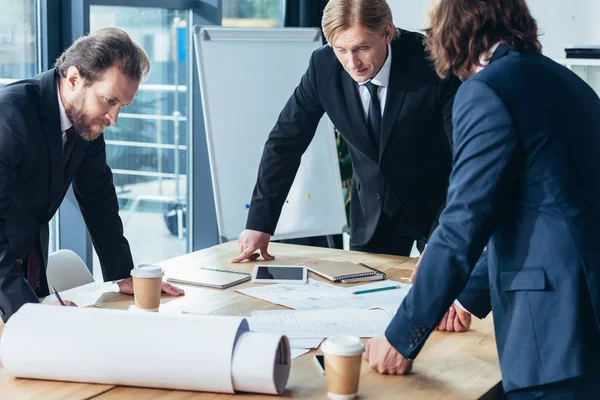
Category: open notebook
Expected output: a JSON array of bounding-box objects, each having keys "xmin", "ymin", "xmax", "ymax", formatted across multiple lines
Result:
[
  {"xmin": 307, "ymin": 262, "xmax": 386, "ymax": 283},
  {"xmin": 167, "ymin": 267, "xmax": 251, "ymax": 289}
]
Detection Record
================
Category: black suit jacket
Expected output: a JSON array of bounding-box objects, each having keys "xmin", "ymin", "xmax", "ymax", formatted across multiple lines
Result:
[
  {"xmin": 246, "ymin": 30, "xmax": 460, "ymax": 245},
  {"xmin": 0, "ymin": 69, "xmax": 134, "ymax": 321}
]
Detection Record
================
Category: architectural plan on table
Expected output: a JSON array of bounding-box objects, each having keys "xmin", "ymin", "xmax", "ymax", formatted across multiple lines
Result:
[
  {"xmin": 249, "ymin": 308, "xmax": 394, "ymax": 338},
  {"xmin": 236, "ymin": 279, "xmax": 411, "ymax": 311}
]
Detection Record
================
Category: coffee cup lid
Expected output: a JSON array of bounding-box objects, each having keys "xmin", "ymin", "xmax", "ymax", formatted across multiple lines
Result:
[
  {"xmin": 321, "ymin": 335, "xmax": 365, "ymax": 356},
  {"xmin": 130, "ymin": 264, "xmax": 164, "ymax": 278}
]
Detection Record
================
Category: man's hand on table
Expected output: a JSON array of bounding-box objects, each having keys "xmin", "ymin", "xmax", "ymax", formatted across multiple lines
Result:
[
  {"xmin": 231, "ymin": 229, "xmax": 275, "ymax": 263},
  {"xmin": 116, "ymin": 277, "xmax": 185, "ymax": 296},
  {"xmin": 364, "ymin": 334, "xmax": 413, "ymax": 375},
  {"xmin": 438, "ymin": 303, "xmax": 471, "ymax": 332},
  {"xmin": 408, "ymin": 245, "xmax": 472, "ymax": 332}
]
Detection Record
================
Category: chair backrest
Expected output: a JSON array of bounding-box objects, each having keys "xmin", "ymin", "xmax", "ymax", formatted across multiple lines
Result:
[{"xmin": 46, "ymin": 250, "xmax": 95, "ymax": 293}]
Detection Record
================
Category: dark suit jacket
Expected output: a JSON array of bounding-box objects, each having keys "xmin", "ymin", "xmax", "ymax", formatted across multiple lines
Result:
[
  {"xmin": 246, "ymin": 30, "xmax": 460, "ymax": 245},
  {"xmin": 385, "ymin": 45, "xmax": 600, "ymax": 392},
  {"xmin": 0, "ymin": 69, "xmax": 134, "ymax": 322}
]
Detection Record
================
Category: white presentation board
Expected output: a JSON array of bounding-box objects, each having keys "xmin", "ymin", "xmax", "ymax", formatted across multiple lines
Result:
[{"xmin": 193, "ymin": 27, "xmax": 347, "ymax": 242}]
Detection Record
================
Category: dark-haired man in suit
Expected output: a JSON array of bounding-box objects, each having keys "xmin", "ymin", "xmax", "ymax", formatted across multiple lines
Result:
[{"xmin": 0, "ymin": 27, "xmax": 183, "ymax": 322}]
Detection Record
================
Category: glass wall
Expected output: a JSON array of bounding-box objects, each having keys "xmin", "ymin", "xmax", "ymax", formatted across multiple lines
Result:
[
  {"xmin": 90, "ymin": 6, "xmax": 190, "ymax": 278},
  {"xmin": 222, "ymin": 0, "xmax": 284, "ymax": 27},
  {"xmin": 0, "ymin": 1, "xmax": 56, "ymax": 252},
  {"xmin": 0, "ymin": 1, "xmax": 37, "ymax": 82}
]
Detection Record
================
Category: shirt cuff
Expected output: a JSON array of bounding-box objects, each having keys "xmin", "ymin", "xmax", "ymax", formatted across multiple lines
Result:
[{"xmin": 453, "ymin": 299, "xmax": 470, "ymax": 313}]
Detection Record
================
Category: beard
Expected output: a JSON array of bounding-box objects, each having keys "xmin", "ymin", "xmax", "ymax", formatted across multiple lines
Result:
[{"xmin": 65, "ymin": 89, "xmax": 110, "ymax": 141}]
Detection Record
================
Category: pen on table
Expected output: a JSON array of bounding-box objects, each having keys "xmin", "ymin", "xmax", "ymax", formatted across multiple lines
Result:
[
  {"xmin": 51, "ymin": 285, "xmax": 66, "ymax": 306},
  {"xmin": 352, "ymin": 285, "xmax": 402, "ymax": 295}
]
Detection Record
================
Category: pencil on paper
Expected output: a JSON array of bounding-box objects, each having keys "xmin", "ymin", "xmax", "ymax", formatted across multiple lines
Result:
[
  {"xmin": 351, "ymin": 285, "xmax": 402, "ymax": 295},
  {"xmin": 51, "ymin": 285, "xmax": 66, "ymax": 306}
]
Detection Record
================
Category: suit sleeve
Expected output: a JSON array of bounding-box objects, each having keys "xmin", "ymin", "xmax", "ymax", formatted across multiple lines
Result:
[
  {"xmin": 385, "ymin": 79, "xmax": 519, "ymax": 359},
  {"xmin": 427, "ymin": 74, "xmax": 461, "ymax": 239},
  {"xmin": 245, "ymin": 52, "xmax": 325, "ymax": 234},
  {"xmin": 73, "ymin": 136, "xmax": 133, "ymax": 282},
  {"xmin": 0, "ymin": 103, "xmax": 39, "ymax": 322}
]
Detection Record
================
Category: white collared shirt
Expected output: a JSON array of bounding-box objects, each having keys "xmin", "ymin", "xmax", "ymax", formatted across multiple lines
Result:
[
  {"xmin": 56, "ymin": 81, "xmax": 73, "ymax": 149},
  {"xmin": 357, "ymin": 43, "xmax": 392, "ymax": 120},
  {"xmin": 474, "ymin": 42, "xmax": 501, "ymax": 74}
]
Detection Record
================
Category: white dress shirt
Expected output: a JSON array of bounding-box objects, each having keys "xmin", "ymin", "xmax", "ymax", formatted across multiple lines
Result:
[
  {"xmin": 356, "ymin": 44, "xmax": 392, "ymax": 120},
  {"xmin": 56, "ymin": 82, "xmax": 73, "ymax": 149}
]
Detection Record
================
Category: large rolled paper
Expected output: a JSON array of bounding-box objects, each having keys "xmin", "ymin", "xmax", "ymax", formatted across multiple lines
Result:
[
  {"xmin": 0, "ymin": 304, "xmax": 291, "ymax": 394},
  {"xmin": 232, "ymin": 332, "xmax": 291, "ymax": 394}
]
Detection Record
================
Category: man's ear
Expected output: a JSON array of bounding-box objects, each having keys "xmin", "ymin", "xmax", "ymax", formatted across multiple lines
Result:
[
  {"xmin": 384, "ymin": 23, "xmax": 395, "ymax": 44},
  {"xmin": 65, "ymin": 66, "xmax": 83, "ymax": 91}
]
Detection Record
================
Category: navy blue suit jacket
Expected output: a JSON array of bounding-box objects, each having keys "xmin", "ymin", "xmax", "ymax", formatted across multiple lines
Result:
[
  {"xmin": 0, "ymin": 69, "xmax": 134, "ymax": 321},
  {"xmin": 385, "ymin": 45, "xmax": 600, "ymax": 392}
]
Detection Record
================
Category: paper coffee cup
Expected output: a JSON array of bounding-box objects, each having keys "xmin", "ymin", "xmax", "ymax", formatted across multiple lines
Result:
[
  {"xmin": 130, "ymin": 264, "xmax": 164, "ymax": 311},
  {"xmin": 321, "ymin": 335, "xmax": 365, "ymax": 400}
]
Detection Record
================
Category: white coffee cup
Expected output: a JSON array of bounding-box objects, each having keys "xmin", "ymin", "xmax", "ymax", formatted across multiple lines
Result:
[{"xmin": 321, "ymin": 335, "xmax": 365, "ymax": 400}]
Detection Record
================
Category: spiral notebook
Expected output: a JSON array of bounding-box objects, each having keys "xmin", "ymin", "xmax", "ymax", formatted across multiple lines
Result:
[
  {"xmin": 307, "ymin": 262, "xmax": 386, "ymax": 283},
  {"xmin": 167, "ymin": 267, "xmax": 251, "ymax": 289}
]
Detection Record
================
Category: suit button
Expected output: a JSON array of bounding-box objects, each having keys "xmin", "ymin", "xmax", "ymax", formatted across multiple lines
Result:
[
  {"xmin": 16, "ymin": 258, "xmax": 23, "ymax": 265},
  {"xmin": 408, "ymin": 340, "xmax": 415, "ymax": 348},
  {"xmin": 376, "ymin": 193, "xmax": 382, "ymax": 200},
  {"xmin": 416, "ymin": 331, "xmax": 423, "ymax": 338},
  {"xmin": 419, "ymin": 325, "xmax": 427, "ymax": 332}
]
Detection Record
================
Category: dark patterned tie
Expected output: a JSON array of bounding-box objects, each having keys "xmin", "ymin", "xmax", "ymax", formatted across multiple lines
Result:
[
  {"xmin": 365, "ymin": 80, "xmax": 382, "ymax": 150},
  {"xmin": 63, "ymin": 126, "xmax": 77, "ymax": 169}
]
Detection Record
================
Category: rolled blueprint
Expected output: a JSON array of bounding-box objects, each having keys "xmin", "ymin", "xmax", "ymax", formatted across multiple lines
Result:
[{"xmin": 0, "ymin": 304, "xmax": 290, "ymax": 394}]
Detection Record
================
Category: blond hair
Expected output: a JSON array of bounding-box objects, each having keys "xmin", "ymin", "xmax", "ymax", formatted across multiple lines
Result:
[{"xmin": 321, "ymin": 0, "xmax": 399, "ymax": 45}]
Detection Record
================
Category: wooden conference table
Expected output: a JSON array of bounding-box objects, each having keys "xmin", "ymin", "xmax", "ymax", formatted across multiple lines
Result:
[{"xmin": 0, "ymin": 242, "xmax": 502, "ymax": 399}]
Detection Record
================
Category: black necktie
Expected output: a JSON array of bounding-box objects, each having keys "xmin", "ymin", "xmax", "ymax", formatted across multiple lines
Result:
[
  {"xmin": 365, "ymin": 81, "xmax": 381, "ymax": 150},
  {"xmin": 63, "ymin": 127, "xmax": 77, "ymax": 170}
]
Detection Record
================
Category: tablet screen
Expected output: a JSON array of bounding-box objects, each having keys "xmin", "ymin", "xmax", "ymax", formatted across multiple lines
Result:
[{"xmin": 255, "ymin": 266, "xmax": 305, "ymax": 280}]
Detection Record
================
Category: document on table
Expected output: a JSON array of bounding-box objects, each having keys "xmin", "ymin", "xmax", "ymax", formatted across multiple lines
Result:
[
  {"xmin": 237, "ymin": 279, "xmax": 351, "ymax": 310},
  {"xmin": 288, "ymin": 338, "xmax": 323, "ymax": 349},
  {"xmin": 250, "ymin": 308, "xmax": 394, "ymax": 338},
  {"xmin": 237, "ymin": 278, "xmax": 411, "ymax": 311},
  {"xmin": 346, "ymin": 280, "xmax": 412, "ymax": 311},
  {"xmin": 291, "ymin": 349, "xmax": 311, "ymax": 359}
]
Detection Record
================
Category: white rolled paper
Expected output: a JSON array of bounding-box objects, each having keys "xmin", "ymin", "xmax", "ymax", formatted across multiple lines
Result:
[
  {"xmin": 0, "ymin": 304, "xmax": 291, "ymax": 395},
  {"xmin": 232, "ymin": 332, "xmax": 291, "ymax": 394}
]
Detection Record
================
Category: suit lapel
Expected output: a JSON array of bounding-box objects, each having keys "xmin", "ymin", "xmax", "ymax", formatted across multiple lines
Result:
[
  {"xmin": 341, "ymin": 70, "xmax": 378, "ymax": 162},
  {"xmin": 380, "ymin": 36, "xmax": 410, "ymax": 159},
  {"xmin": 38, "ymin": 69, "xmax": 64, "ymax": 210}
]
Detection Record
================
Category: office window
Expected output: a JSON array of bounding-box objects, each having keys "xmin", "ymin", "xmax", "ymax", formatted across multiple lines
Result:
[
  {"xmin": 0, "ymin": 1, "xmax": 37, "ymax": 83},
  {"xmin": 0, "ymin": 1, "xmax": 57, "ymax": 252},
  {"xmin": 222, "ymin": 0, "xmax": 284, "ymax": 27},
  {"xmin": 90, "ymin": 6, "xmax": 190, "ymax": 277}
]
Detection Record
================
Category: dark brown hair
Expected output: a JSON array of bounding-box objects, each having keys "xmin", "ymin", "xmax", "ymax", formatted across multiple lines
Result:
[
  {"xmin": 425, "ymin": 0, "xmax": 542, "ymax": 79},
  {"xmin": 55, "ymin": 27, "xmax": 150, "ymax": 84}
]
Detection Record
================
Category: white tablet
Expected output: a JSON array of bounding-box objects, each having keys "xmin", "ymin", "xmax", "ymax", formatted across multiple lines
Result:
[{"xmin": 251, "ymin": 265, "xmax": 308, "ymax": 284}]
